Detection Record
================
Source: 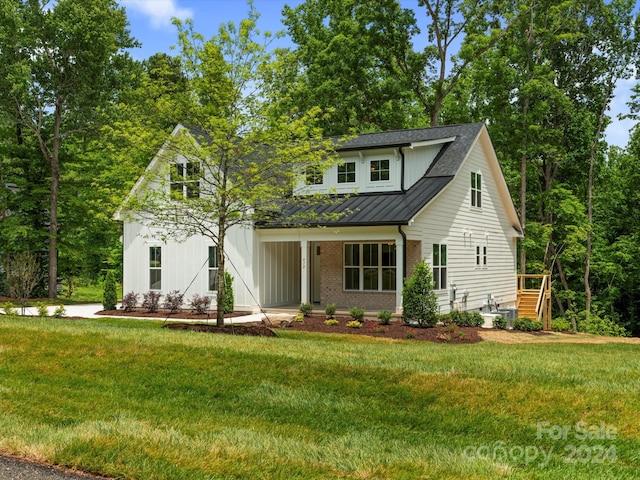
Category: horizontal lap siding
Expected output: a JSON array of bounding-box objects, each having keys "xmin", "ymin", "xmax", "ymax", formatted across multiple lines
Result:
[{"xmin": 405, "ymin": 140, "xmax": 517, "ymax": 312}]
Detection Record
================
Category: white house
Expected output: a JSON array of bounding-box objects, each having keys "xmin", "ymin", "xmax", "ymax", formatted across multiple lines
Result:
[{"xmin": 117, "ymin": 122, "xmax": 523, "ymax": 315}]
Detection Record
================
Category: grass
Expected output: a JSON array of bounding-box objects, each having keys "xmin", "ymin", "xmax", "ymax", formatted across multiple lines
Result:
[{"xmin": 0, "ymin": 316, "xmax": 638, "ymax": 479}]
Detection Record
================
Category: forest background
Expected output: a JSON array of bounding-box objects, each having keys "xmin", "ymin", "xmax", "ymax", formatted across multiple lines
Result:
[{"xmin": 1, "ymin": 0, "xmax": 639, "ymax": 334}]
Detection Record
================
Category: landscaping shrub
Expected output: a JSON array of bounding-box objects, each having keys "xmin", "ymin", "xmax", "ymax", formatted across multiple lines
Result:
[
  {"xmin": 163, "ymin": 290, "xmax": 184, "ymax": 311},
  {"xmin": 402, "ymin": 259, "xmax": 438, "ymax": 328},
  {"xmin": 142, "ymin": 291, "xmax": 162, "ymax": 313},
  {"xmin": 293, "ymin": 313, "xmax": 304, "ymax": 322},
  {"xmin": 299, "ymin": 302, "xmax": 313, "ymax": 317},
  {"xmin": 121, "ymin": 292, "xmax": 139, "ymax": 312},
  {"xmin": 493, "ymin": 315, "xmax": 507, "ymax": 330},
  {"xmin": 325, "ymin": 303, "xmax": 336, "ymax": 319},
  {"xmin": 189, "ymin": 294, "xmax": 211, "ymax": 314},
  {"xmin": 102, "ymin": 270, "xmax": 117, "ymax": 311},
  {"xmin": 324, "ymin": 318, "xmax": 339, "ymax": 326},
  {"xmin": 513, "ymin": 317, "xmax": 543, "ymax": 332},
  {"xmin": 551, "ymin": 317, "xmax": 572, "ymax": 332},
  {"xmin": 377, "ymin": 310, "xmax": 393, "ymax": 325},
  {"xmin": 53, "ymin": 305, "xmax": 66, "ymax": 318},
  {"xmin": 346, "ymin": 320, "xmax": 362, "ymax": 328},
  {"xmin": 1, "ymin": 302, "xmax": 18, "ymax": 316},
  {"xmin": 223, "ymin": 271, "xmax": 234, "ymax": 314},
  {"xmin": 449, "ymin": 310, "xmax": 484, "ymax": 327},
  {"xmin": 36, "ymin": 302, "xmax": 49, "ymax": 318},
  {"xmin": 349, "ymin": 307, "xmax": 365, "ymax": 321}
]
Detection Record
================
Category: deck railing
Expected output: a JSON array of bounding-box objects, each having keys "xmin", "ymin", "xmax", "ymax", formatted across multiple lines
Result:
[{"xmin": 517, "ymin": 274, "xmax": 552, "ymax": 330}]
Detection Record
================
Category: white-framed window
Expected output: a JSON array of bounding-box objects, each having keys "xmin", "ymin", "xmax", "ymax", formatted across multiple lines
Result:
[
  {"xmin": 475, "ymin": 245, "xmax": 487, "ymax": 267},
  {"xmin": 338, "ymin": 161, "xmax": 356, "ymax": 183},
  {"xmin": 370, "ymin": 159, "xmax": 390, "ymax": 182},
  {"xmin": 171, "ymin": 162, "xmax": 200, "ymax": 198},
  {"xmin": 305, "ymin": 165, "xmax": 324, "ymax": 185},
  {"xmin": 149, "ymin": 246, "xmax": 161, "ymax": 290},
  {"xmin": 344, "ymin": 242, "xmax": 396, "ymax": 291},
  {"xmin": 433, "ymin": 243, "xmax": 447, "ymax": 290},
  {"xmin": 471, "ymin": 171, "xmax": 482, "ymax": 208},
  {"xmin": 208, "ymin": 246, "xmax": 219, "ymax": 291}
]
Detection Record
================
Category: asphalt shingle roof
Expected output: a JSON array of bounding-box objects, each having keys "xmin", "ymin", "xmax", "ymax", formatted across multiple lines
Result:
[{"xmin": 259, "ymin": 123, "xmax": 485, "ymax": 228}]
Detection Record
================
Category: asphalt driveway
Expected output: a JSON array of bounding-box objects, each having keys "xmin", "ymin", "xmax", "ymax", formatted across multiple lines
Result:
[{"xmin": 0, "ymin": 455, "xmax": 107, "ymax": 479}]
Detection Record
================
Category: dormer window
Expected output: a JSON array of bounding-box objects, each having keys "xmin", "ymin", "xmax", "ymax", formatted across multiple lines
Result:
[
  {"xmin": 370, "ymin": 159, "xmax": 390, "ymax": 182},
  {"xmin": 471, "ymin": 171, "xmax": 482, "ymax": 208},
  {"xmin": 305, "ymin": 166, "xmax": 324, "ymax": 185},
  {"xmin": 337, "ymin": 161, "xmax": 356, "ymax": 183},
  {"xmin": 171, "ymin": 162, "xmax": 200, "ymax": 198}
]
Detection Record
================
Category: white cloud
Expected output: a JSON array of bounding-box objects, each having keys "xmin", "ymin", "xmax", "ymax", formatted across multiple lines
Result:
[{"xmin": 121, "ymin": 0, "xmax": 193, "ymax": 29}]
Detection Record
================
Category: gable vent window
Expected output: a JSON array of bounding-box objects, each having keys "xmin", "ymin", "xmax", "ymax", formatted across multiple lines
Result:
[
  {"xmin": 370, "ymin": 159, "xmax": 390, "ymax": 182},
  {"xmin": 471, "ymin": 171, "xmax": 482, "ymax": 208},
  {"xmin": 171, "ymin": 162, "xmax": 200, "ymax": 198}
]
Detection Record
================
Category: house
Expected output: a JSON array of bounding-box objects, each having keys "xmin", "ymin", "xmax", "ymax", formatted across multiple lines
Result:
[{"xmin": 117, "ymin": 122, "xmax": 523, "ymax": 316}]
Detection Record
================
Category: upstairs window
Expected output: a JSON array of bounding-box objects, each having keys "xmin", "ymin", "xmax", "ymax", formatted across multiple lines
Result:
[
  {"xmin": 149, "ymin": 246, "xmax": 161, "ymax": 290},
  {"xmin": 476, "ymin": 245, "xmax": 487, "ymax": 267},
  {"xmin": 305, "ymin": 165, "xmax": 324, "ymax": 185},
  {"xmin": 471, "ymin": 171, "xmax": 482, "ymax": 208},
  {"xmin": 433, "ymin": 244, "xmax": 447, "ymax": 290},
  {"xmin": 338, "ymin": 161, "xmax": 356, "ymax": 183},
  {"xmin": 171, "ymin": 162, "xmax": 200, "ymax": 198},
  {"xmin": 208, "ymin": 246, "xmax": 219, "ymax": 291},
  {"xmin": 370, "ymin": 159, "xmax": 390, "ymax": 182}
]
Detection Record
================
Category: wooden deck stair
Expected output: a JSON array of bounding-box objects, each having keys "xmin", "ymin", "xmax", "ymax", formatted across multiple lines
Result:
[{"xmin": 517, "ymin": 275, "xmax": 552, "ymax": 330}]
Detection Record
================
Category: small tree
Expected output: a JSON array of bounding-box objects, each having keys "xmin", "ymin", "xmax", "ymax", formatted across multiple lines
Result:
[
  {"xmin": 102, "ymin": 270, "xmax": 117, "ymax": 310},
  {"xmin": 402, "ymin": 259, "xmax": 438, "ymax": 327},
  {"xmin": 223, "ymin": 271, "xmax": 234, "ymax": 314},
  {"xmin": 7, "ymin": 251, "xmax": 43, "ymax": 315}
]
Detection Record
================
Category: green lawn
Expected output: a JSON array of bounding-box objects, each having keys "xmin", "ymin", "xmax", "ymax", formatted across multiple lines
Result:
[{"xmin": 0, "ymin": 316, "xmax": 638, "ymax": 479}]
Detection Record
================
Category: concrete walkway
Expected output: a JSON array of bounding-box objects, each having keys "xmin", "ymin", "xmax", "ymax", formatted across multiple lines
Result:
[{"xmin": 17, "ymin": 303, "xmax": 290, "ymax": 324}]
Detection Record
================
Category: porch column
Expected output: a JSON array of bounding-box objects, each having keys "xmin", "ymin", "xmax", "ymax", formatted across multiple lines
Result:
[
  {"xmin": 300, "ymin": 240, "xmax": 309, "ymax": 305},
  {"xmin": 395, "ymin": 236, "xmax": 404, "ymax": 314}
]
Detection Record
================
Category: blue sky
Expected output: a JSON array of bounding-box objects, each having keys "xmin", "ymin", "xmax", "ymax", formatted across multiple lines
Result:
[{"xmin": 117, "ymin": 0, "xmax": 636, "ymax": 148}]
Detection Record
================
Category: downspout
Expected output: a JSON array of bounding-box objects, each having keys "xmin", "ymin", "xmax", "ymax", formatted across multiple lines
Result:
[
  {"xmin": 400, "ymin": 147, "xmax": 406, "ymax": 193},
  {"xmin": 398, "ymin": 224, "xmax": 407, "ymax": 284}
]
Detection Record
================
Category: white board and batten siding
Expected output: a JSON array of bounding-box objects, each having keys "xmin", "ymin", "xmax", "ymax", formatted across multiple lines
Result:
[
  {"xmin": 122, "ymin": 220, "xmax": 260, "ymax": 312},
  {"xmin": 404, "ymin": 135, "xmax": 519, "ymax": 313}
]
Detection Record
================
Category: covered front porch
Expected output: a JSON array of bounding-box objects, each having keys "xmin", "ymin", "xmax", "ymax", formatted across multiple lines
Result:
[{"xmin": 256, "ymin": 226, "xmax": 414, "ymax": 314}]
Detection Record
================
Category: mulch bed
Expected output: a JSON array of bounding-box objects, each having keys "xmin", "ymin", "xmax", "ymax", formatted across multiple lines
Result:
[
  {"xmin": 97, "ymin": 309, "xmax": 249, "ymax": 321},
  {"xmin": 163, "ymin": 322, "xmax": 279, "ymax": 337}
]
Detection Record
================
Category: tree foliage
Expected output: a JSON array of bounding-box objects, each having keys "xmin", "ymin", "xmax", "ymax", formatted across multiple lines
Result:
[{"xmin": 402, "ymin": 260, "xmax": 439, "ymax": 328}]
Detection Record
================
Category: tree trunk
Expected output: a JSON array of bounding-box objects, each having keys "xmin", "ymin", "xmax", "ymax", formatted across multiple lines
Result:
[
  {"xmin": 216, "ymin": 223, "xmax": 226, "ymax": 327},
  {"xmin": 48, "ymin": 100, "xmax": 62, "ymax": 299}
]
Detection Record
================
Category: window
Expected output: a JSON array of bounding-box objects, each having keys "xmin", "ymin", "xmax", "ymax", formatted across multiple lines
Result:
[
  {"xmin": 433, "ymin": 244, "xmax": 447, "ymax": 290},
  {"xmin": 338, "ymin": 161, "xmax": 356, "ymax": 183},
  {"xmin": 171, "ymin": 162, "xmax": 200, "ymax": 198},
  {"xmin": 305, "ymin": 166, "xmax": 324, "ymax": 185},
  {"xmin": 344, "ymin": 243, "xmax": 396, "ymax": 291},
  {"xmin": 208, "ymin": 246, "xmax": 219, "ymax": 291},
  {"xmin": 471, "ymin": 172, "xmax": 482, "ymax": 208},
  {"xmin": 149, "ymin": 246, "xmax": 161, "ymax": 290},
  {"xmin": 476, "ymin": 245, "xmax": 487, "ymax": 267},
  {"xmin": 370, "ymin": 159, "xmax": 390, "ymax": 182}
]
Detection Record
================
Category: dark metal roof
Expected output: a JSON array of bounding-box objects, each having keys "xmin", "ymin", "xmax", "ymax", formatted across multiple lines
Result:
[{"xmin": 259, "ymin": 123, "xmax": 485, "ymax": 228}]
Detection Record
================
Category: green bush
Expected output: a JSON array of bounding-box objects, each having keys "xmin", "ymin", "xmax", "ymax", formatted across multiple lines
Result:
[
  {"xmin": 402, "ymin": 260, "xmax": 438, "ymax": 328},
  {"xmin": 325, "ymin": 303, "xmax": 336, "ymax": 319},
  {"xmin": 102, "ymin": 270, "xmax": 118, "ymax": 311},
  {"xmin": 349, "ymin": 307, "xmax": 365, "ymax": 321},
  {"xmin": 377, "ymin": 310, "xmax": 393, "ymax": 325},
  {"xmin": 223, "ymin": 272, "xmax": 234, "ymax": 314},
  {"xmin": 346, "ymin": 320, "xmax": 362, "ymax": 328},
  {"xmin": 576, "ymin": 311, "xmax": 628, "ymax": 337},
  {"xmin": 551, "ymin": 317, "xmax": 572, "ymax": 332},
  {"xmin": 1, "ymin": 302, "xmax": 18, "ymax": 316},
  {"xmin": 53, "ymin": 305, "xmax": 66, "ymax": 318},
  {"xmin": 299, "ymin": 302, "xmax": 313, "ymax": 317},
  {"xmin": 513, "ymin": 317, "xmax": 543, "ymax": 332},
  {"xmin": 492, "ymin": 315, "xmax": 507, "ymax": 330},
  {"xmin": 449, "ymin": 310, "xmax": 484, "ymax": 327},
  {"xmin": 324, "ymin": 318, "xmax": 339, "ymax": 326},
  {"xmin": 36, "ymin": 302, "xmax": 49, "ymax": 318}
]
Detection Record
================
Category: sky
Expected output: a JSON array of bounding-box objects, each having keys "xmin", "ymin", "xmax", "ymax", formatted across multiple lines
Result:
[{"xmin": 117, "ymin": 0, "xmax": 637, "ymax": 149}]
